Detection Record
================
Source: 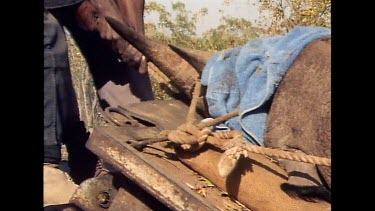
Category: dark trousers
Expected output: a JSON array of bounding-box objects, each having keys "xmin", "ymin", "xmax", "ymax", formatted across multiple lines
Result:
[
  {"xmin": 44, "ymin": 10, "xmax": 84, "ymax": 164},
  {"xmin": 44, "ymin": 5, "xmax": 154, "ymax": 183},
  {"xmin": 44, "ymin": 10, "xmax": 97, "ymax": 184}
]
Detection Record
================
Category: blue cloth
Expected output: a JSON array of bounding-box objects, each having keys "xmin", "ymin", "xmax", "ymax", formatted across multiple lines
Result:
[{"xmin": 201, "ymin": 26, "xmax": 331, "ymax": 146}]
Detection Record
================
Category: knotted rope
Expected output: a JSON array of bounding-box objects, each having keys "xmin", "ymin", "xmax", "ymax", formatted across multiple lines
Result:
[
  {"xmin": 136, "ymin": 81, "xmax": 331, "ymax": 170},
  {"xmin": 166, "ymin": 81, "xmax": 212, "ymax": 151},
  {"xmin": 167, "ymin": 124, "xmax": 211, "ymax": 151}
]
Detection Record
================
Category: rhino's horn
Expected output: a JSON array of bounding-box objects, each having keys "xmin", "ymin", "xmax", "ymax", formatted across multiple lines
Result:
[
  {"xmin": 106, "ymin": 16, "xmax": 200, "ymax": 98},
  {"xmin": 168, "ymin": 44, "xmax": 215, "ymax": 73}
]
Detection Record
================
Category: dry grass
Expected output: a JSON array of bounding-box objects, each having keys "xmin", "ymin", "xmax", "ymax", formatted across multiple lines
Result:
[{"xmin": 67, "ymin": 35, "xmax": 107, "ymax": 131}]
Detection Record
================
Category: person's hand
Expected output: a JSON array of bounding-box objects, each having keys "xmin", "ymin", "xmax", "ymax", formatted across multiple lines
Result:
[
  {"xmin": 75, "ymin": 0, "xmax": 148, "ymax": 74},
  {"xmin": 112, "ymin": 38, "xmax": 148, "ymax": 74}
]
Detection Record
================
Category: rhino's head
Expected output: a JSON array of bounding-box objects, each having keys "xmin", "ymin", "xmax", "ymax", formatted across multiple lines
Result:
[
  {"xmin": 75, "ymin": 0, "xmax": 147, "ymax": 73},
  {"xmin": 104, "ymin": 16, "xmax": 215, "ymax": 99}
]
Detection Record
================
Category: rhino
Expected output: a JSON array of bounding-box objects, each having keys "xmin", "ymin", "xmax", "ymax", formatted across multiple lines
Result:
[
  {"xmin": 264, "ymin": 36, "xmax": 331, "ymax": 202},
  {"xmin": 106, "ymin": 17, "xmax": 331, "ymax": 202}
]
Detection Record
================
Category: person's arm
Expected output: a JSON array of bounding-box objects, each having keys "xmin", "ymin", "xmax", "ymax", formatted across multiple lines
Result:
[{"xmin": 75, "ymin": 0, "xmax": 148, "ymax": 74}]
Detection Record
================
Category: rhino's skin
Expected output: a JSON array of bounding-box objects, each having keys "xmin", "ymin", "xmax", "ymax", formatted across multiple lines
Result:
[{"xmin": 264, "ymin": 37, "xmax": 331, "ymax": 202}]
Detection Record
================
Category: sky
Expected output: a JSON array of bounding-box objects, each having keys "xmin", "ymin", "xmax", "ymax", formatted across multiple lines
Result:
[{"xmin": 144, "ymin": 0, "xmax": 263, "ymax": 36}]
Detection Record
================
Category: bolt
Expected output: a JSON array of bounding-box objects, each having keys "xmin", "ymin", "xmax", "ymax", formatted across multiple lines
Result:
[{"xmin": 97, "ymin": 191, "xmax": 111, "ymax": 208}]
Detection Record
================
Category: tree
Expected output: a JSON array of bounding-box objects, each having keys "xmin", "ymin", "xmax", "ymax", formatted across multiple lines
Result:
[
  {"xmin": 260, "ymin": 0, "xmax": 331, "ymax": 35},
  {"xmin": 223, "ymin": 0, "xmax": 331, "ymax": 35},
  {"xmin": 197, "ymin": 15, "xmax": 266, "ymax": 50},
  {"xmin": 145, "ymin": 1, "xmax": 208, "ymax": 48},
  {"xmin": 145, "ymin": 1, "xmax": 265, "ymax": 51}
]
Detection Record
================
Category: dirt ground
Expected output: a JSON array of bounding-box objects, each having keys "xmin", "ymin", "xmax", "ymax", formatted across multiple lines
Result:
[{"xmin": 43, "ymin": 145, "xmax": 78, "ymax": 207}]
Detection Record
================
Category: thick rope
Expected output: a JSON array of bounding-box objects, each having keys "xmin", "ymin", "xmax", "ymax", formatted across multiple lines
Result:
[
  {"xmin": 167, "ymin": 81, "xmax": 210, "ymax": 151},
  {"xmin": 167, "ymin": 124, "xmax": 211, "ymax": 151},
  {"xmin": 208, "ymin": 131, "xmax": 331, "ymax": 167},
  {"xmin": 130, "ymin": 80, "xmax": 331, "ymax": 167},
  {"xmin": 186, "ymin": 81, "xmax": 201, "ymax": 124},
  {"xmin": 245, "ymin": 142, "xmax": 331, "ymax": 166}
]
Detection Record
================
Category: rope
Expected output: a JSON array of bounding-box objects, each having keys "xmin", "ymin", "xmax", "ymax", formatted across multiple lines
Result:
[
  {"xmin": 205, "ymin": 130, "xmax": 331, "ymax": 167},
  {"xmin": 167, "ymin": 81, "xmax": 210, "ymax": 151},
  {"xmin": 212, "ymin": 135, "xmax": 331, "ymax": 167},
  {"xmin": 167, "ymin": 124, "xmax": 211, "ymax": 151},
  {"xmin": 244, "ymin": 142, "xmax": 331, "ymax": 166},
  {"xmin": 129, "ymin": 80, "xmax": 331, "ymax": 168},
  {"xmin": 196, "ymin": 109, "xmax": 239, "ymax": 129},
  {"xmin": 167, "ymin": 121, "xmax": 331, "ymax": 167},
  {"xmin": 186, "ymin": 81, "xmax": 201, "ymax": 124},
  {"xmin": 208, "ymin": 131, "xmax": 331, "ymax": 177}
]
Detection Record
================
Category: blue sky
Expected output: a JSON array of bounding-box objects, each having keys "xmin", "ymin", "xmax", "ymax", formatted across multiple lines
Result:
[{"xmin": 144, "ymin": 0, "xmax": 263, "ymax": 36}]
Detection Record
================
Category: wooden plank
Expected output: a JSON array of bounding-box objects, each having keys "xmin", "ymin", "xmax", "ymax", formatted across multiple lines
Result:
[{"xmin": 176, "ymin": 146, "xmax": 331, "ymax": 211}]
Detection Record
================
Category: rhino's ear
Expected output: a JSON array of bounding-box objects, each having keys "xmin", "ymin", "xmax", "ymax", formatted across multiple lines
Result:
[{"xmin": 168, "ymin": 44, "xmax": 215, "ymax": 74}]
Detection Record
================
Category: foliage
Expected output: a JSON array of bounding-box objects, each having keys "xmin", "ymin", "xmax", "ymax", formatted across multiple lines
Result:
[
  {"xmin": 258, "ymin": 0, "xmax": 331, "ymax": 35},
  {"xmin": 145, "ymin": 0, "xmax": 331, "ymax": 50},
  {"xmin": 145, "ymin": 1, "xmax": 265, "ymax": 51},
  {"xmin": 197, "ymin": 16, "xmax": 266, "ymax": 50},
  {"xmin": 145, "ymin": 1, "xmax": 208, "ymax": 48},
  {"xmin": 221, "ymin": 0, "xmax": 331, "ymax": 35}
]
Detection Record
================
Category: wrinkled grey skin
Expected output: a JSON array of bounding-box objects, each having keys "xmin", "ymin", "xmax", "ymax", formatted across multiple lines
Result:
[{"xmin": 264, "ymin": 37, "xmax": 331, "ymax": 202}]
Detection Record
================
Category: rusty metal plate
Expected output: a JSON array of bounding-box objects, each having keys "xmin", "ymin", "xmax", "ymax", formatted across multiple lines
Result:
[
  {"xmin": 86, "ymin": 127, "xmax": 215, "ymax": 210},
  {"xmin": 108, "ymin": 173, "xmax": 173, "ymax": 210},
  {"xmin": 85, "ymin": 126, "xmax": 249, "ymax": 211},
  {"xmin": 108, "ymin": 184, "xmax": 172, "ymax": 211},
  {"xmin": 70, "ymin": 171, "xmax": 172, "ymax": 211},
  {"xmin": 108, "ymin": 188, "xmax": 152, "ymax": 211}
]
